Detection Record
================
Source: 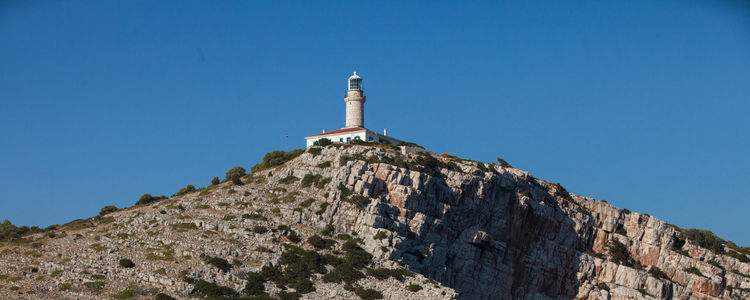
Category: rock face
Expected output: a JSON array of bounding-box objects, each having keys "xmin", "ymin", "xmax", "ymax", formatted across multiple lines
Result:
[{"xmin": 0, "ymin": 144, "xmax": 748, "ymax": 300}]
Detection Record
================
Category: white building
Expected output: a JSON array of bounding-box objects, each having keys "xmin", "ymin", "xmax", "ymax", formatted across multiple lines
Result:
[{"xmin": 305, "ymin": 71, "xmax": 402, "ymax": 148}]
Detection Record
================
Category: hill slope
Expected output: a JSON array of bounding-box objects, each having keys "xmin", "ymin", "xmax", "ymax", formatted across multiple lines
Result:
[{"xmin": 0, "ymin": 144, "xmax": 748, "ymax": 299}]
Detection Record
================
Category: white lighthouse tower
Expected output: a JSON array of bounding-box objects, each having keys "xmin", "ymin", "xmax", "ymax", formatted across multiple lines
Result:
[
  {"xmin": 345, "ymin": 71, "xmax": 366, "ymax": 128},
  {"xmin": 304, "ymin": 71, "xmax": 402, "ymax": 147}
]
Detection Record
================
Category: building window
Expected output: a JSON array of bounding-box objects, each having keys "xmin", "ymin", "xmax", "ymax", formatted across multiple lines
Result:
[
  {"xmin": 354, "ymin": 136, "xmax": 361, "ymax": 140},
  {"xmin": 340, "ymin": 138, "xmax": 343, "ymax": 142},
  {"xmin": 346, "ymin": 137, "xmax": 351, "ymax": 142},
  {"xmin": 313, "ymin": 141, "xmax": 318, "ymax": 146},
  {"xmin": 368, "ymin": 137, "xmax": 373, "ymax": 141}
]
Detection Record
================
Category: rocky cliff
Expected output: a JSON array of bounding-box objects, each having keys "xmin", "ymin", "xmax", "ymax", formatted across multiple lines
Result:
[{"xmin": 0, "ymin": 143, "xmax": 748, "ymax": 300}]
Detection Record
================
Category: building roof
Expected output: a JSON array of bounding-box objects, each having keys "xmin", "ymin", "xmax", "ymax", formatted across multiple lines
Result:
[{"xmin": 305, "ymin": 127, "xmax": 366, "ymax": 138}]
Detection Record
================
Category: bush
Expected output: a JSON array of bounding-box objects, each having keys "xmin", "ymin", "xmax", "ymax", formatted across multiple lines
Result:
[
  {"xmin": 226, "ymin": 166, "xmax": 246, "ymax": 181},
  {"xmin": 607, "ymin": 240, "xmax": 634, "ymax": 267},
  {"xmin": 373, "ymin": 231, "xmax": 387, "ymax": 240},
  {"xmin": 191, "ymin": 279, "xmax": 234, "ymax": 297},
  {"xmin": 368, "ymin": 268, "xmax": 414, "ymax": 280},
  {"xmin": 682, "ymin": 228, "xmax": 725, "ymax": 254},
  {"xmin": 279, "ymin": 175, "xmax": 299, "ymax": 184},
  {"xmin": 110, "ymin": 286, "xmax": 137, "ymax": 299},
  {"xmin": 727, "ymin": 250, "xmax": 750, "ymax": 263},
  {"xmin": 596, "ymin": 282, "xmax": 610, "ymax": 291},
  {"xmin": 315, "ymin": 203, "xmax": 330, "ymax": 215},
  {"xmin": 99, "ymin": 206, "xmax": 118, "ymax": 216},
  {"xmin": 252, "ymin": 225, "xmax": 268, "ymax": 234},
  {"xmin": 317, "ymin": 138, "xmax": 333, "ymax": 146},
  {"xmin": 278, "ymin": 291, "xmax": 301, "ymax": 300},
  {"xmin": 406, "ymin": 284, "xmax": 423, "ymax": 292},
  {"xmin": 476, "ymin": 162, "xmax": 488, "ymax": 172},
  {"xmin": 320, "ymin": 224, "xmax": 335, "ymax": 236},
  {"xmin": 684, "ymin": 266, "xmax": 705, "ymax": 277},
  {"xmin": 84, "ymin": 281, "xmax": 106, "ymax": 292},
  {"xmin": 244, "ymin": 271, "xmax": 267, "ymax": 296},
  {"xmin": 299, "ymin": 198, "xmax": 315, "ymax": 208},
  {"xmin": 648, "ymin": 266, "xmax": 669, "ymax": 280},
  {"xmin": 308, "ymin": 147, "xmax": 322, "ymax": 157},
  {"xmin": 211, "ymin": 176, "xmax": 220, "ymax": 185},
  {"xmin": 135, "ymin": 194, "xmax": 167, "ymax": 206},
  {"xmin": 301, "ymin": 174, "xmax": 322, "ymax": 188},
  {"xmin": 317, "ymin": 161, "xmax": 332, "ymax": 168},
  {"xmin": 204, "ymin": 256, "xmax": 232, "ymax": 272},
  {"xmin": 251, "ymin": 149, "xmax": 305, "ymax": 172},
  {"xmin": 287, "ymin": 230, "xmax": 301, "ymax": 243},
  {"xmin": 354, "ymin": 287, "xmax": 383, "ymax": 300},
  {"xmin": 307, "ymin": 235, "xmax": 336, "ymax": 249},
  {"xmin": 496, "ymin": 157, "xmax": 512, "ymax": 168},
  {"xmin": 176, "ymin": 184, "xmax": 196, "ymax": 196},
  {"xmin": 155, "ymin": 293, "xmax": 177, "ymax": 300},
  {"xmin": 118, "ymin": 258, "xmax": 135, "ymax": 268}
]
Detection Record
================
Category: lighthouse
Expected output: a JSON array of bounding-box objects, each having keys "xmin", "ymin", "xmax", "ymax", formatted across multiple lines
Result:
[
  {"xmin": 345, "ymin": 71, "xmax": 366, "ymax": 128},
  {"xmin": 304, "ymin": 71, "xmax": 401, "ymax": 148}
]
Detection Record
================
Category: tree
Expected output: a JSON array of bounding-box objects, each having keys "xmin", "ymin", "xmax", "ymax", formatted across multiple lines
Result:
[
  {"xmin": 99, "ymin": 206, "xmax": 118, "ymax": 216},
  {"xmin": 211, "ymin": 176, "xmax": 220, "ymax": 186},
  {"xmin": 225, "ymin": 166, "xmax": 246, "ymax": 180},
  {"xmin": 317, "ymin": 138, "xmax": 332, "ymax": 146}
]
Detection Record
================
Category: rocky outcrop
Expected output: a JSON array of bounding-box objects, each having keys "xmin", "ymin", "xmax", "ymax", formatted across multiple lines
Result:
[{"xmin": 0, "ymin": 144, "xmax": 747, "ymax": 299}]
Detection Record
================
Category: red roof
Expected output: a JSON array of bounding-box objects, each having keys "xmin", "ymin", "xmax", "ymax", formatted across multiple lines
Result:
[{"xmin": 305, "ymin": 127, "xmax": 366, "ymax": 138}]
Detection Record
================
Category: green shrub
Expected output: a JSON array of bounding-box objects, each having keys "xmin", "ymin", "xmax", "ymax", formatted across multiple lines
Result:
[
  {"xmin": 373, "ymin": 231, "xmax": 387, "ymax": 240},
  {"xmin": 397, "ymin": 141, "xmax": 423, "ymax": 148},
  {"xmin": 308, "ymin": 147, "xmax": 322, "ymax": 157},
  {"xmin": 176, "ymin": 184, "xmax": 196, "ymax": 196},
  {"xmin": 110, "ymin": 286, "xmax": 137, "ymax": 299},
  {"xmin": 299, "ymin": 198, "xmax": 315, "ymax": 208},
  {"xmin": 251, "ymin": 149, "xmax": 305, "ymax": 172},
  {"xmin": 316, "ymin": 177, "xmax": 332, "ymax": 188},
  {"xmin": 307, "ymin": 235, "xmax": 336, "ymax": 249},
  {"xmin": 347, "ymin": 195, "xmax": 371, "ymax": 207},
  {"xmin": 300, "ymin": 174, "xmax": 322, "ymax": 187},
  {"xmin": 476, "ymin": 162, "xmax": 488, "ymax": 172},
  {"xmin": 368, "ymin": 268, "xmax": 415, "ymax": 280},
  {"xmin": 170, "ymin": 223, "xmax": 197, "ymax": 231},
  {"xmin": 317, "ymin": 161, "xmax": 332, "ymax": 168},
  {"xmin": 287, "ymin": 230, "xmax": 301, "ymax": 243},
  {"xmin": 406, "ymin": 284, "xmax": 423, "ymax": 292},
  {"xmin": 278, "ymin": 291, "xmax": 301, "ymax": 300},
  {"xmin": 83, "ymin": 281, "xmax": 106, "ymax": 292},
  {"xmin": 321, "ymin": 224, "xmax": 335, "ymax": 236},
  {"xmin": 684, "ymin": 266, "xmax": 705, "ymax": 277},
  {"xmin": 252, "ymin": 225, "xmax": 268, "ymax": 234},
  {"xmin": 317, "ymin": 138, "xmax": 333, "ymax": 146},
  {"xmin": 155, "ymin": 293, "xmax": 176, "ymax": 300},
  {"xmin": 496, "ymin": 157, "xmax": 512, "ymax": 168},
  {"xmin": 280, "ymin": 175, "xmax": 299, "ymax": 184},
  {"xmin": 648, "ymin": 266, "xmax": 669, "ymax": 280},
  {"xmin": 243, "ymin": 271, "xmax": 267, "ymax": 296},
  {"xmin": 58, "ymin": 283, "xmax": 71, "ymax": 291},
  {"xmin": 226, "ymin": 166, "xmax": 246, "ymax": 181},
  {"xmin": 192, "ymin": 279, "xmax": 234, "ymax": 297},
  {"xmin": 622, "ymin": 208, "xmax": 631, "ymax": 214},
  {"xmin": 99, "ymin": 205, "xmax": 118, "ymax": 216},
  {"xmin": 315, "ymin": 203, "xmax": 330, "ymax": 215},
  {"xmin": 683, "ymin": 229, "xmax": 725, "ymax": 254},
  {"xmin": 118, "ymin": 258, "xmax": 135, "ymax": 268},
  {"xmin": 727, "ymin": 250, "xmax": 749, "ymax": 262},
  {"xmin": 204, "ymin": 256, "xmax": 232, "ymax": 272},
  {"xmin": 607, "ymin": 240, "xmax": 634, "ymax": 267},
  {"xmin": 354, "ymin": 287, "xmax": 383, "ymax": 300},
  {"xmin": 135, "ymin": 194, "xmax": 167, "ymax": 206},
  {"xmin": 211, "ymin": 176, "xmax": 220, "ymax": 185}
]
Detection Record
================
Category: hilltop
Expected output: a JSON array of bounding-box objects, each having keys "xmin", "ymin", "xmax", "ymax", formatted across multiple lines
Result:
[{"xmin": 0, "ymin": 142, "xmax": 749, "ymax": 299}]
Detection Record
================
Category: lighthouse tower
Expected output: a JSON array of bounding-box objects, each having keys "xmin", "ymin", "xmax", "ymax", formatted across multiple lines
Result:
[
  {"xmin": 345, "ymin": 71, "xmax": 366, "ymax": 128},
  {"xmin": 304, "ymin": 71, "xmax": 402, "ymax": 148}
]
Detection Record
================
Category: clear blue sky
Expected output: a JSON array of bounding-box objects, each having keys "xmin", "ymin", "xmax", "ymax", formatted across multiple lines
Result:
[{"xmin": 1, "ymin": 1, "xmax": 749, "ymax": 244}]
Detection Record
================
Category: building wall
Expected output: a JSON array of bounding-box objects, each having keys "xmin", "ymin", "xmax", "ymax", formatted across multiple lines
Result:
[{"xmin": 305, "ymin": 131, "xmax": 367, "ymax": 148}]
